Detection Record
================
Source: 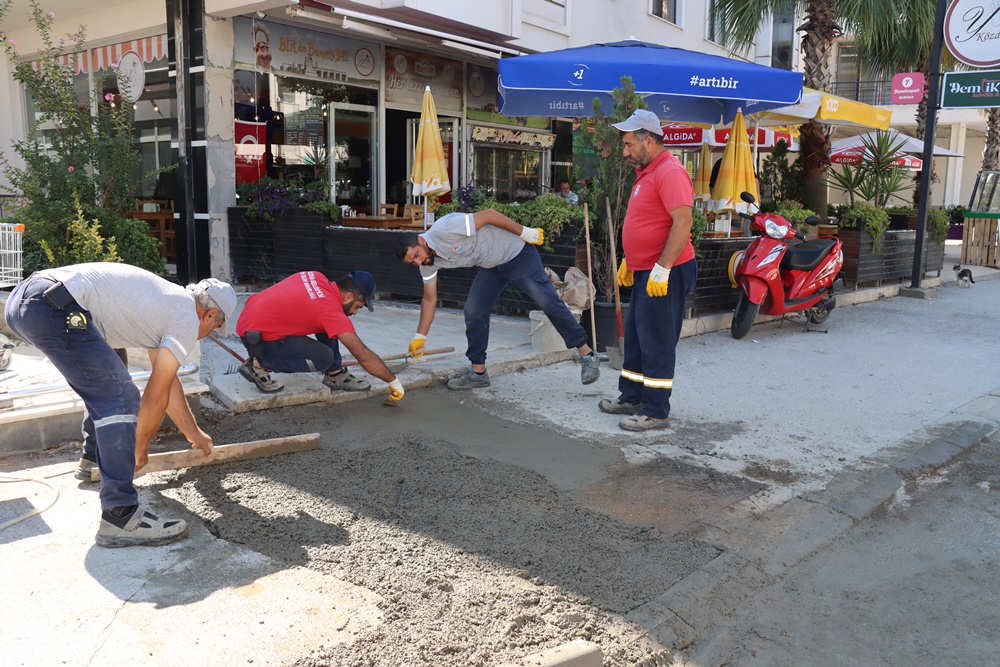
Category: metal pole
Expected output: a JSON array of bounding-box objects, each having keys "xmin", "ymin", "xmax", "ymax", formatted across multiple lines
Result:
[{"xmin": 910, "ymin": 0, "xmax": 949, "ymax": 288}]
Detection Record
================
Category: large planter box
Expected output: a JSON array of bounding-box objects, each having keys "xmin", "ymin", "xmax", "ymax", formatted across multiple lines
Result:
[
  {"xmin": 228, "ymin": 207, "xmax": 339, "ymax": 282},
  {"xmin": 692, "ymin": 237, "xmax": 752, "ymax": 314},
  {"xmin": 840, "ymin": 228, "xmax": 944, "ymax": 284},
  {"xmin": 322, "ymin": 222, "xmax": 582, "ymax": 314}
]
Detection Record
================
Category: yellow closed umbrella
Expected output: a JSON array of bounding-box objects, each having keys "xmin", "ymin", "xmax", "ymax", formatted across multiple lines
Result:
[
  {"xmin": 710, "ymin": 109, "xmax": 759, "ymax": 232},
  {"xmin": 410, "ymin": 86, "xmax": 451, "ymax": 228},
  {"xmin": 693, "ymin": 141, "xmax": 713, "ymax": 209}
]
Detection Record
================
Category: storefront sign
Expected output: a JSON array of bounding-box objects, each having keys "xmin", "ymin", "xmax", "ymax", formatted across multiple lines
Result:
[
  {"xmin": 234, "ymin": 17, "xmax": 380, "ymax": 84},
  {"xmin": 891, "ymin": 72, "xmax": 924, "ymax": 104},
  {"xmin": 941, "ymin": 69, "xmax": 1000, "ymax": 108},
  {"xmin": 385, "ymin": 48, "xmax": 463, "ymax": 113},
  {"xmin": 944, "ymin": 0, "xmax": 1000, "ymax": 68},
  {"xmin": 471, "ymin": 126, "xmax": 554, "ymax": 148}
]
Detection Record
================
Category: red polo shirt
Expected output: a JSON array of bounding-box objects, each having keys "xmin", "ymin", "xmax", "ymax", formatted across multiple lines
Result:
[
  {"xmin": 621, "ymin": 150, "xmax": 695, "ymax": 271},
  {"xmin": 236, "ymin": 271, "xmax": 355, "ymax": 341}
]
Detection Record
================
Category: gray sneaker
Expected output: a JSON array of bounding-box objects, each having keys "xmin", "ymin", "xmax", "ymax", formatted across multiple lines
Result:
[
  {"xmin": 580, "ymin": 352, "xmax": 600, "ymax": 385},
  {"xmin": 75, "ymin": 457, "xmax": 100, "ymax": 482},
  {"xmin": 239, "ymin": 358, "xmax": 284, "ymax": 393},
  {"xmin": 447, "ymin": 368, "xmax": 491, "ymax": 390},
  {"xmin": 619, "ymin": 414, "xmax": 670, "ymax": 432},
  {"xmin": 95, "ymin": 504, "xmax": 189, "ymax": 548},
  {"xmin": 322, "ymin": 370, "xmax": 371, "ymax": 392},
  {"xmin": 598, "ymin": 398, "xmax": 642, "ymax": 415}
]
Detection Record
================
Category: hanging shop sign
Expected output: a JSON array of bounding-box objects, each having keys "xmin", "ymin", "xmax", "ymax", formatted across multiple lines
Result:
[
  {"xmin": 944, "ymin": 0, "xmax": 1000, "ymax": 68},
  {"xmin": 234, "ymin": 17, "xmax": 380, "ymax": 84},
  {"xmin": 471, "ymin": 126, "xmax": 555, "ymax": 148},
  {"xmin": 941, "ymin": 69, "xmax": 1000, "ymax": 109},
  {"xmin": 385, "ymin": 47, "xmax": 463, "ymax": 113}
]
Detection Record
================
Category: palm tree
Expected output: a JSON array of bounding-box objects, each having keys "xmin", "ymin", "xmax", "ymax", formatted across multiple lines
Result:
[
  {"xmin": 717, "ymin": 0, "xmax": 929, "ymax": 217},
  {"xmin": 984, "ymin": 109, "xmax": 1000, "ymax": 171}
]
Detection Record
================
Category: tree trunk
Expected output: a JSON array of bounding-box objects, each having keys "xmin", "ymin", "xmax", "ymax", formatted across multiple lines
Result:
[
  {"xmin": 797, "ymin": 0, "xmax": 841, "ymax": 220},
  {"xmin": 985, "ymin": 108, "xmax": 1000, "ymax": 171}
]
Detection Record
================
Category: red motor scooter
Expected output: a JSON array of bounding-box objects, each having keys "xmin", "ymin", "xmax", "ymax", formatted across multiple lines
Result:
[{"xmin": 727, "ymin": 192, "xmax": 845, "ymax": 339}]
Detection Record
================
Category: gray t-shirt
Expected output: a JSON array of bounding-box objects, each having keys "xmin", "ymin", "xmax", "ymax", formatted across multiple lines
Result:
[
  {"xmin": 418, "ymin": 212, "xmax": 524, "ymax": 283},
  {"xmin": 39, "ymin": 262, "xmax": 200, "ymax": 364}
]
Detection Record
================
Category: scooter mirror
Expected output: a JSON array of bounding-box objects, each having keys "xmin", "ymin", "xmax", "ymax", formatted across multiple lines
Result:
[
  {"xmin": 740, "ymin": 191, "xmax": 756, "ymax": 204},
  {"xmin": 805, "ymin": 215, "xmax": 821, "ymax": 226}
]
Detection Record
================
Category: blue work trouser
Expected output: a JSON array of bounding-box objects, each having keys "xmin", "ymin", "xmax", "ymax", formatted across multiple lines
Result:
[
  {"xmin": 242, "ymin": 332, "xmax": 343, "ymax": 375},
  {"xmin": 464, "ymin": 245, "xmax": 587, "ymax": 365},
  {"xmin": 4, "ymin": 276, "xmax": 141, "ymax": 510},
  {"xmin": 618, "ymin": 259, "xmax": 697, "ymax": 419}
]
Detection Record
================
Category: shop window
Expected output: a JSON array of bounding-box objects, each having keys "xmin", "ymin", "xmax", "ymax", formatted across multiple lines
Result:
[{"xmin": 23, "ymin": 36, "xmax": 176, "ymax": 201}]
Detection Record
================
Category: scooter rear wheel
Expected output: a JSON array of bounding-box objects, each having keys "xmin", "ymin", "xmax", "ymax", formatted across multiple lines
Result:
[
  {"xmin": 807, "ymin": 296, "xmax": 836, "ymax": 324},
  {"xmin": 731, "ymin": 293, "xmax": 760, "ymax": 339}
]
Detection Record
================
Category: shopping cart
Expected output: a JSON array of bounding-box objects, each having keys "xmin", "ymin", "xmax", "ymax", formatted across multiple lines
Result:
[{"xmin": 0, "ymin": 222, "xmax": 24, "ymax": 289}]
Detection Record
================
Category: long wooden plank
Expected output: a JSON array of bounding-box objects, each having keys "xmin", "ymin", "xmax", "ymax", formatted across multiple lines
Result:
[{"xmin": 136, "ymin": 433, "xmax": 320, "ymax": 477}]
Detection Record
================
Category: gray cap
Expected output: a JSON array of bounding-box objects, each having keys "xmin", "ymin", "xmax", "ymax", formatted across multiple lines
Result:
[
  {"xmin": 197, "ymin": 278, "xmax": 237, "ymax": 336},
  {"xmin": 612, "ymin": 109, "xmax": 663, "ymax": 136}
]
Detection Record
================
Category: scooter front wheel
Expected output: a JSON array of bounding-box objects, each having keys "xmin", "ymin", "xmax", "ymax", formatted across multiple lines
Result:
[{"xmin": 731, "ymin": 293, "xmax": 760, "ymax": 339}]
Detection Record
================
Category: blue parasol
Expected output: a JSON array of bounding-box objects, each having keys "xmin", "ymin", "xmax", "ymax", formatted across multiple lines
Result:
[{"xmin": 498, "ymin": 39, "xmax": 803, "ymax": 126}]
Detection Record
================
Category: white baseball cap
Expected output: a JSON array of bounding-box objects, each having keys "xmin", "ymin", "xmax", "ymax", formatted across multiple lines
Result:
[
  {"xmin": 197, "ymin": 278, "xmax": 237, "ymax": 336},
  {"xmin": 612, "ymin": 109, "xmax": 664, "ymax": 136}
]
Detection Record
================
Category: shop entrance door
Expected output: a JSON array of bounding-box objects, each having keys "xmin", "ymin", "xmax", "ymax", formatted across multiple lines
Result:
[
  {"xmin": 407, "ymin": 116, "xmax": 460, "ymax": 203},
  {"xmin": 329, "ymin": 103, "xmax": 378, "ymax": 216}
]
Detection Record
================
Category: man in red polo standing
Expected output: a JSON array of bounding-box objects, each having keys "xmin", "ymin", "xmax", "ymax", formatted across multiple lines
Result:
[{"xmin": 598, "ymin": 109, "xmax": 697, "ymax": 431}]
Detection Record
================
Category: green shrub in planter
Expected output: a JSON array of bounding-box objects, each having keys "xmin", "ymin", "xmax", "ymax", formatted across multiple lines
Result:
[
  {"xmin": 927, "ymin": 207, "xmax": 949, "ymax": 245},
  {"xmin": 839, "ymin": 201, "xmax": 891, "ymax": 252}
]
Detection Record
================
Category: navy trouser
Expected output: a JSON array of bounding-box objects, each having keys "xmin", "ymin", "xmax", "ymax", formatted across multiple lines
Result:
[
  {"xmin": 464, "ymin": 245, "xmax": 587, "ymax": 365},
  {"xmin": 4, "ymin": 276, "xmax": 141, "ymax": 510},
  {"xmin": 242, "ymin": 333, "xmax": 344, "ymax": 374},
  {"xmin": 618, "ymin": 259, "xmax": 697, "ymax": 419}
]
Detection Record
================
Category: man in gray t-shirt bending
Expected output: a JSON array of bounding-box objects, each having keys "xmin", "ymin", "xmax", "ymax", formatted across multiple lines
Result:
[
  {"xmin": 4, "ymin": 263, "xmax": 236, "ymax": 548},
  {"xmin": 393, "ymin": 209, "xmax": 600, "ymax": 389}
]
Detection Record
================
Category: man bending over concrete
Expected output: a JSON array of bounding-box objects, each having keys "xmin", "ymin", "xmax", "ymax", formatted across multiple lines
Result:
[
  {"xmin": 394, "ymin": 208, "xmax": 599, "ymax": 389},
  {"xmin": 4, "ymin": 263, "xmax": 236, "ymax": 547}
]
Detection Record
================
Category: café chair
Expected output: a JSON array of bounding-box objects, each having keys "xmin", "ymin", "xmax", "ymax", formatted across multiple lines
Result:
[{"xmin": 378, "ymin": 203, "xmax": 398, "ymax": 216}]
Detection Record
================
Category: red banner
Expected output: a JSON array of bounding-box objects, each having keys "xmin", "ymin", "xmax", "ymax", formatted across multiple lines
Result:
[{"xmin": 235, "ymin": 120, "xmax": 268, "ymax": 185}]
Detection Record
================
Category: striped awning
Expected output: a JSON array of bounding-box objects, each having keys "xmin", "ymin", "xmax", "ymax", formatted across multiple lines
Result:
[{"xmin": 30, "ymin": 35, "xmax": 166, "ymax": 74}]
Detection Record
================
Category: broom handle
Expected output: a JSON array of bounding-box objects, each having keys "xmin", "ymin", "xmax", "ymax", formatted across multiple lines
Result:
[
  {"xmin": 343, "ymin": 346, "xmax": 456, "ymax": 367},
  {"xmin": 582, "ymin": 202, "xmax": 598, "ymax": 352},
  {"xmin": 210, "ymin": 334, "xmax": 454, "ymax": 367},
  {"xmin": 606, "ymin": 197, "xmax": 624, "ymax": 336}
]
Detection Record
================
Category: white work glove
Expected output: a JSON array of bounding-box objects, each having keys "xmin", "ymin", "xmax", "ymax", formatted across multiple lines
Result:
[
  {"xmin": 388, "ymin": 378, "xmax": 405, "ymax": 401},
  {"xmin": 408, "ymin": 333, "xmax": 426, "ymax": 358},
  {"xmin": 519, "ymin": 226, "xmax": 545, "ymax": 245},
  {"xmin": 646, "ymin": 264, "xmax": 670, "ymax": 297}
]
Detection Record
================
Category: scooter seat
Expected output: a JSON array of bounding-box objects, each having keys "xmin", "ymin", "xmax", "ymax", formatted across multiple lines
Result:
[{"xmin": 780, "ymin": 238, "xmax": 836, "ymax": 271}]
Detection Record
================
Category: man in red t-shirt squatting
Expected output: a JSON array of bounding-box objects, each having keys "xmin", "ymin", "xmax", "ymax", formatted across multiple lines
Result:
[
  {"xmin": 235, "ymin": 270, "xmax": 404, "ymax": 402},
  {"xmin": 598, "ymin": 109, "xmax": 697, "ymax": 433}
]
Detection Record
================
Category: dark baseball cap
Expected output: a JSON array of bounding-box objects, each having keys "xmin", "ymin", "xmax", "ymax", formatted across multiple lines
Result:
[{"xmin": 347, "ymin": 270, "xmax": 376, "ymax": 311}]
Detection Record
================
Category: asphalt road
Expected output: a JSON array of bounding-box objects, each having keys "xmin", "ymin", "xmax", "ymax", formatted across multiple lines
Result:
[{"xmin": 682, "ymin": 430, "xmax": 1000, "ymax": 667}]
